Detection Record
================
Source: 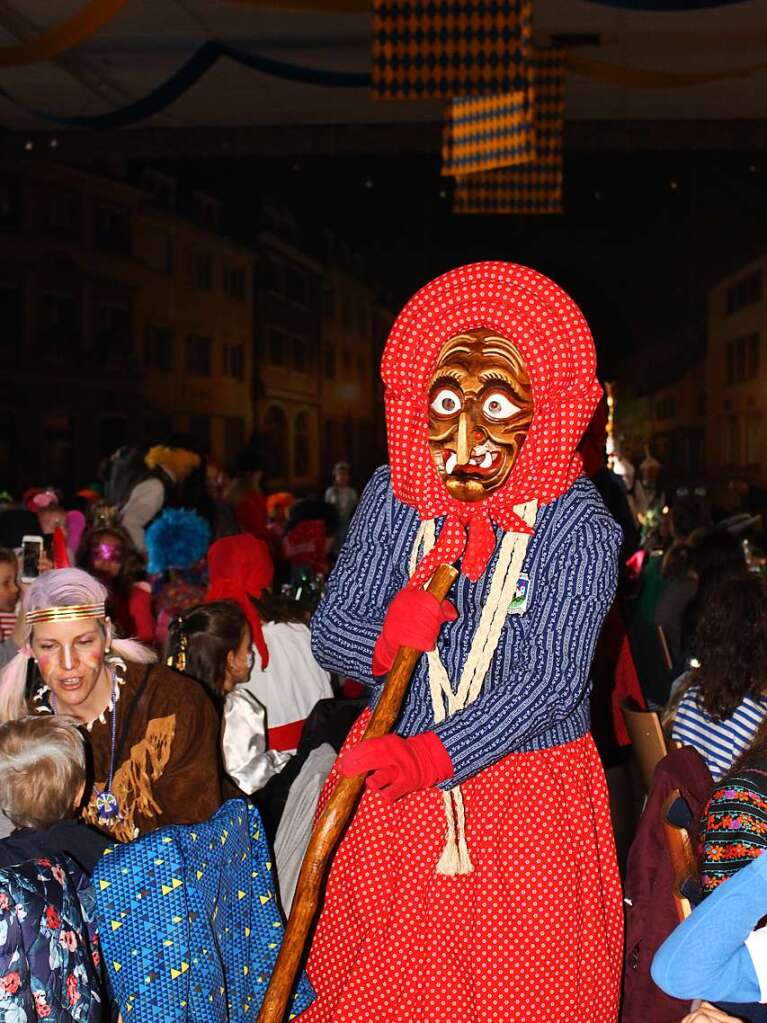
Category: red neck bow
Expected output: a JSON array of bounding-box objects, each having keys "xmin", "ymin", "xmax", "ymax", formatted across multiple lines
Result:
[
  {"xmin": 205, "ymin": 534, "xmax": 274, "ymax": 670},
  {"xmin": 381, "ymin": 261, "xmax": 602, "ymax": 588}
]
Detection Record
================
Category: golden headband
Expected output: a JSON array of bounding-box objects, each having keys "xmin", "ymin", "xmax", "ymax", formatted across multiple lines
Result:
[{"xmin": 26, "ymin": 603, "xmax": 106, "ymax": 626}]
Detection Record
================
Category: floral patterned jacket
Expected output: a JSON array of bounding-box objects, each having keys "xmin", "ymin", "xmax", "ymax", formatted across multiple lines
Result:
[{"xmin": 0, "ymin": 856, "xmax": 104, "ymax": 1022}]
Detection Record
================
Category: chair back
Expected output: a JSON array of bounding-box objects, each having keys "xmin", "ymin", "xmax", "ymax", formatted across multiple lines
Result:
[
  {"xmin": 661, "ymin": 789, "xmax": 700, "ymax": 922},
  {"xmin": 621, "ymin": 698, "xmax": 668, "ymax": 791},
  {"xmin": 656, "ymin": 624, "xmax": 673, "ymax": 673}
]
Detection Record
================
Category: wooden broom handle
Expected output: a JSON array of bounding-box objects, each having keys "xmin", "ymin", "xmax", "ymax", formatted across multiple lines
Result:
[{"xmin": 257, "ymin": 563, "xmax": 459, "ymax": 1023}]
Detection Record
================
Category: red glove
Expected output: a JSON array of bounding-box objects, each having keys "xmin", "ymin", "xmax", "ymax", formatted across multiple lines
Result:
[
  {"xmin": 372, "ymin": 589, "xmax": 458, "ymax": 676},
  {"xmin": 338, "ymin": 732, "xmax": 453, "ymax": 803}
]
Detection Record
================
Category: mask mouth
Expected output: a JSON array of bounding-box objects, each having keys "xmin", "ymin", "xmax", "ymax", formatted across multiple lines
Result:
[{"xmin": 443, "ymin": 449, "xmax": 500, "ymax": 477}]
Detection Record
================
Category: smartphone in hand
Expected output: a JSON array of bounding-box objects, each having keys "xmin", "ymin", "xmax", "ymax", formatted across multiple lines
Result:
[{"xmin": 20, "ymin": 536, "xmax": 43, "ymax": 583}]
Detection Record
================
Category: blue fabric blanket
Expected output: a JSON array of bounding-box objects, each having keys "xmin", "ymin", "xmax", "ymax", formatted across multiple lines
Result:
[{"xmin": 93, "ymin": 799, "xmax": 313, "ymax": 1021}]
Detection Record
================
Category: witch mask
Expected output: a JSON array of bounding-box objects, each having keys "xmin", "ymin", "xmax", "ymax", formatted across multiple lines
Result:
[{"xmin": 428, "ymin": 329, "xmax": 533, "ymax": 503}]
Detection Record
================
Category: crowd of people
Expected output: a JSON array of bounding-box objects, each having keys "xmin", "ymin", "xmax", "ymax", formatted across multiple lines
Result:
[
  {"xmin": 1, "ymin": 261, "xmax": 767, "ymax": 1023},
  {"xmin": 606, "ymin": 445, "xmax": 767, "ymax": 1022},
  {"xmin": 0, "ymin": 444, "xmax": 358, "ymax": 1020}
]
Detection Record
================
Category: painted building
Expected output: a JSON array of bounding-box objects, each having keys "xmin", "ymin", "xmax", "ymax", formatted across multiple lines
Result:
[
  {"xmin": 251, "ymin": 231, "xmax": 390, "ymax": 493},
  {"xmin": 321, "ymin": 264, "xmax": 383, "ymax": 487},
  {"xmin": 645, "ymin": 364, "xmax": 707, "ymax": 485},
  {"xmin": 707, "ymin": 255, "xmax": 767, "ymax": 488},
  {"xmin": 0, "ymin": 160, "xmax": 254, "ymax": 489},
  {"xmin": 614, "ymin": 254, "xmax": 767, "ymax": 492},
  {"xmin": 613, "ymin": 327, "xmax": 707, "ymax": 489},
  {"xmin": 252, "ymin": 232, "xmax": 323, "ymax": 491}
]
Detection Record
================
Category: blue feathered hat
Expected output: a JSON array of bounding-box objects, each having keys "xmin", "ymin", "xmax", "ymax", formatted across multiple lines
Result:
[{"xmin": 145, "ymin": 507, "xmax": 211, "ymax": 574}]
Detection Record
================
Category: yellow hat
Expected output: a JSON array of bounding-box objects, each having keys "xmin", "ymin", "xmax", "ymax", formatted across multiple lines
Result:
[{"xmin": 145, "ymin": 445, "xmax": 201, "ymax": 480}]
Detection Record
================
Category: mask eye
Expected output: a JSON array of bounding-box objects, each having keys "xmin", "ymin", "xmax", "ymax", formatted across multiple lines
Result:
[
  {"xmin": 482, "ymin": 392, "xmax": 521, "ymax": 421},
  {"xmin": 430, "ymin": 387, "xmax": 462, "ymax": 416}
]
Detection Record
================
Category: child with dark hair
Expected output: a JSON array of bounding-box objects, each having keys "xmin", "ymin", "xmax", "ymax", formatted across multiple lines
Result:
[
  {"xmin": 0, "ymin": 548, "xmax": 19, "ymax": 641},
  {"xmin": 166, "ymin": 601, "xmax": 290, "ymax": 795},
  {"xmin": 167, "ymin": 601, "xmax": 252, "ymax": 699},
  {"xmin": 76, "ymin": 524, "xmax": 155, "ymax": 644},
  {"xmin": 672, "ymin": 573, "xmax": 767, "ymax": 780}
]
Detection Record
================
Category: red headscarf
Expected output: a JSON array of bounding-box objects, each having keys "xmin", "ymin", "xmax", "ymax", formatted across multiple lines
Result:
[
  {"xmin": 382, "ymin": 261, "xmax": 602, "ymax": 588},
  {"xmin": 205, "ymin": 534, "xmax": 274, "ymax": 669}
]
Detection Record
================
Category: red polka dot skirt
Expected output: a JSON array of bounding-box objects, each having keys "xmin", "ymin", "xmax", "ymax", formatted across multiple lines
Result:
[{"xmin": 298, "ymin": 713, "xmax": 623, "ymax": 1023}]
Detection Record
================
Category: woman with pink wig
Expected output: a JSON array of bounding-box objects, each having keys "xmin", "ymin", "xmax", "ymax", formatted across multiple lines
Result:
[{"xmin": 0, "ymin": 568, "xmax": 225, "ymax": 842}]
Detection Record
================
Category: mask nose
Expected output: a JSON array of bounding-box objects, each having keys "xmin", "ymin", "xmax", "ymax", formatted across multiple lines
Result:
[{"xmin": 456, "ymin": 412, "xmax": 473, "ymax": 465}]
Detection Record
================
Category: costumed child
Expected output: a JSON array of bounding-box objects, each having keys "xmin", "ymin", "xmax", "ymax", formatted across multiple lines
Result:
[
  {"xmin": 206, "ymin": 533, "xmax": 333, "ymax": 755},
  {"xmin": 77, "ymin": 523, "xmax": 155, "ymax": 645},
  {"xmin": 145, "ymin": 506, "xmax": 211, "ymax": 647},
  {"xmin": 0, "ymin": 715, "xmax": 110, "ymax": 872},
  {"xmin": 165, "ymin": 599, "xmax": 291, "ymax": 795},
  {"xmin": 302, "ymin": 262, "xmax": 623, "ymax": 1023},
  {"xmin": 0, "ymin": 547, "xmax": 20, "ymax": 641}
]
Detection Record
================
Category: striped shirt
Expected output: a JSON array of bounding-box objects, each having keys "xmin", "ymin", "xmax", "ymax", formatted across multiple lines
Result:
[
  {"xmin": 0, "ymin": 612, "xmax": 16, "ymax": 641},
  {"xmin": 311, "ymin": 466, "xmax": 621, "ymax": 786},
  {"xmin": 673, "ymin": 686, "xmax": 767, "ymax": 781}
]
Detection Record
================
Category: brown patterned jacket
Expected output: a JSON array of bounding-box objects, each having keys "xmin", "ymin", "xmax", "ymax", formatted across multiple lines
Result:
[{"xmin": 34, "ymin": 661, "xmax": 225, "ymax": 843}]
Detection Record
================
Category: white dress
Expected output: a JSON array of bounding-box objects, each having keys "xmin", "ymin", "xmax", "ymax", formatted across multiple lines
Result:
[
  {"xmin": 221, "ymin": 688, "xmax": 292, "ymax": 795},
  {"xmin": 242, "ymin": 622, "xmax": 334, "ymax": 754}
]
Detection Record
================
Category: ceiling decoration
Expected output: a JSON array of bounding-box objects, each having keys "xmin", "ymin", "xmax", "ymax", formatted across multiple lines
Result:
[{"xmin": 0, "ymin": 0, "xmax": 128, "ymax": 67}]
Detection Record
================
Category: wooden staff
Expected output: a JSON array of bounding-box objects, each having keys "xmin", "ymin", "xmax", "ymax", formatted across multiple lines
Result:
[{"xmin": 257, "ymin": 563, "xmax": 459, "ymax": 1023}]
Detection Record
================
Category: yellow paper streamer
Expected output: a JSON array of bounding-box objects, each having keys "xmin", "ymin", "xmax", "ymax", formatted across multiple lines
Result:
[{"xmin": 0, "ymin": 0, "xmax": 129, "ymax": 68}]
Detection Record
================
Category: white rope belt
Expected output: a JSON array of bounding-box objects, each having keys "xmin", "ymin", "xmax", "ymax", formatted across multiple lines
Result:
[{"xmin": 408, "ymin": 502, "xmax": 537, "ymax": 876}]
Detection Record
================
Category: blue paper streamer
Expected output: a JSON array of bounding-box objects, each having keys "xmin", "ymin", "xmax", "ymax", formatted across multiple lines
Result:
[{"xmin": 0, "ymin": 40, "xmax": 372, "ymax": 130}]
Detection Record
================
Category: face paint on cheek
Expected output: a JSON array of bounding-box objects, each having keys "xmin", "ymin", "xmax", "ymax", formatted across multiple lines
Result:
[
  {"xmin": 92, "ymin": 542, "xmax": 123, "ymax": 565},
  {"xmin": 36, "ymin": 654, "xmax": 53, "ymax": 681},
  {"xmin": 82, "ymin": 650, "xmax": 102, "ymax": 671}
]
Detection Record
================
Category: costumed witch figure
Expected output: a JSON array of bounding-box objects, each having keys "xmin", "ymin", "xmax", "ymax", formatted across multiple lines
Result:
[{"xmin": 301, "ymin": 262, "xmax": 624, "ymax": 1022}]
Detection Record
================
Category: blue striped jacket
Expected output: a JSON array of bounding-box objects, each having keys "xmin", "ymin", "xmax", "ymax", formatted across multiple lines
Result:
[
  {"xmin": 310, "ymin": 466, "xmax": 621, "ymax": 786},
  {"xmin": 672, "ymin": 684, "xmax": 767, "ymax": 781}
]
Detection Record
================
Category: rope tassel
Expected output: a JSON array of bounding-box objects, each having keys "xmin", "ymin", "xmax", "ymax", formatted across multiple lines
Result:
[{"xmin": 437, "ymin": 789, "xmax": 473, "ymax": 876}]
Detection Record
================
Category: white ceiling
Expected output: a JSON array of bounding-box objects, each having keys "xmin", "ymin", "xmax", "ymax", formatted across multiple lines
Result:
[{"xmin": 0, "ymin": 0, "xmax": 766, "ymax": 132}]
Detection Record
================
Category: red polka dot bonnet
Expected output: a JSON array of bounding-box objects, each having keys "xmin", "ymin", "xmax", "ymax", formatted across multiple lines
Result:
[{"xmin": 381, "ymin": 261, "xmax": 602, "ymax": 587}]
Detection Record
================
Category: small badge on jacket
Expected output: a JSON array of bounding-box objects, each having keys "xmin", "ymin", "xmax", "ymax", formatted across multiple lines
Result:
[{"xmin": 508, "ymin": 574, "xmax": 530, "ymax": 615}]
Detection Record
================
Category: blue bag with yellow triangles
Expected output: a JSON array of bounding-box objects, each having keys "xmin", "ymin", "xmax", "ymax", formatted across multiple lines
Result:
[{"xmin": 92, "ymin": 798, "xmax": 314, "ymax": 1021}]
